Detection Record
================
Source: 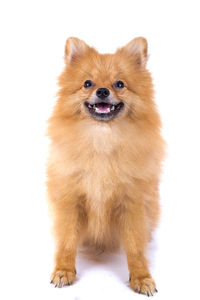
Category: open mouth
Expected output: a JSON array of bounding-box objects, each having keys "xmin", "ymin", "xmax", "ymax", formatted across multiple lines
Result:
[{"xmin": 84, "ymin": 101, "xmax": 124, "ymax": 121}]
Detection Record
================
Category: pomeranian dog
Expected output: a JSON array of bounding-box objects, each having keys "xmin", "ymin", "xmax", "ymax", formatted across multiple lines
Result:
[{"xmin": 47, "ymin": 37, "xmax": 165, "ymax": 296}]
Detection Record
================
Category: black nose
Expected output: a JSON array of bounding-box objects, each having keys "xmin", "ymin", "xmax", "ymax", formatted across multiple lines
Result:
[{"xmin": 96, "ymin": 88, "xmax": 110, "ymax": 99}]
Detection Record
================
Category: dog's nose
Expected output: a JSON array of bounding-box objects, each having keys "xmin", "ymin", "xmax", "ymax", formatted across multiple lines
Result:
[{"xmin": 96, "ymin": 88, "xmax": 110, "ymax": 99}]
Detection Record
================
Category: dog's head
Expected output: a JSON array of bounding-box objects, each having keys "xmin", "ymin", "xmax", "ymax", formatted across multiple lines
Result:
[{"xmin": 57, "ymin": 37, "xmax": 156, "ymax": 123}]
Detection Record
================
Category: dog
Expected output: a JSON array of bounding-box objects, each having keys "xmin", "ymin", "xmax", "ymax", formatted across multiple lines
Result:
[{"xmin": 47, "ymin": 37, "xmax": 165, "ymax": 296}]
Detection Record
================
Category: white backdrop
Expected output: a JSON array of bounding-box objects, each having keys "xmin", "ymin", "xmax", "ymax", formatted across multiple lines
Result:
[{"xmin": 0, "ymin": 1, "xmax": 200, "ymax": 299}]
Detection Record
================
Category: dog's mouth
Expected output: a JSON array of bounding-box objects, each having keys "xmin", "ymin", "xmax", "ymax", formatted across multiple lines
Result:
[{"xmin": 84, "ymin": 101, "xmax": 124, "ymax": 121}]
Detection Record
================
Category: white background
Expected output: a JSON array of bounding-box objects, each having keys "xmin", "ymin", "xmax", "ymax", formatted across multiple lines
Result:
[{"xmin": 0, "ymin": 1, "xmax": 200, "ymax": 299}]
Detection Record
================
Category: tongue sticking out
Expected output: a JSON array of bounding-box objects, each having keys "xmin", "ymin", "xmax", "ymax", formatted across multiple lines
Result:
[{"xmin": 95, "ymin": 103, "xmax": 112, "ymax": 113}]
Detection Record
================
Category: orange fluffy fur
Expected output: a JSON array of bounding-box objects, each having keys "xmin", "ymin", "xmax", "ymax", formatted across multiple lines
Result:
[{"xmin": 47, "ymin": 37, "xmax": 165, "ymax": 296}]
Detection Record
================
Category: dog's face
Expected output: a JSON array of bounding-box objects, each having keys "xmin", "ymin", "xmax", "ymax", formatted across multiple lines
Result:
[{"xmin": 58, "ymin": 37, "xmax": 154, "ymax": 123}]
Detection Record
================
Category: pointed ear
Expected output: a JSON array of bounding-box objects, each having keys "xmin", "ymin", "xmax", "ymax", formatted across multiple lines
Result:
[
  {"xmin": 121, "ymin": 37, "xmax": 148, "ymax": 67},
  {"xmin": 65, "ymin": 37, "xmax": 90, "ymax": 64}
]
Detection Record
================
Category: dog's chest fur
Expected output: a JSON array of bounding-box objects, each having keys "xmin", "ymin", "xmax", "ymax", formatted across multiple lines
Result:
[
  {"xmin": 79, "ymin": 124, "xmax": 123, "ymax": 202},
  {"xmin": 76, "ymin": 124, "xmax": 129, "ymax": 241},
  {"xmin": 51, "ymin": 122, "xmax": 137, "ymax": 242}
]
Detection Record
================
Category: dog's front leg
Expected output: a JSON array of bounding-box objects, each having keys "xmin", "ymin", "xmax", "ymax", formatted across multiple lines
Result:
[
  {"xmin": 50, "ymin": 202, "xmax": 80, "ymax": 288},
  {"xmin": 121, "ymin": 199, "xmax": 157, "ymax": 296}
]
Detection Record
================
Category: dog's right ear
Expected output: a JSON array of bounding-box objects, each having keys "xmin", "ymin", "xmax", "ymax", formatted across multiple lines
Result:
[{"xmin": 65, "ymin": 37, "xmax": 89, "ymax": 64}]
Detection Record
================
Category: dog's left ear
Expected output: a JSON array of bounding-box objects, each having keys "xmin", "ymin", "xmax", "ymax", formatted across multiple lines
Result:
[{"xmin": 119, "ymin": 37, "xmax": 148, "ymax": 67}]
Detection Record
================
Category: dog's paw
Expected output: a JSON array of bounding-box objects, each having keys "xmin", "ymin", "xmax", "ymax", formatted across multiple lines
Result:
[
  {"xmin": 50, "ymin": 269, "xmax": 76, "ymax": 288},
  {"xmin": 129, "ymin": 275, "xmax": 157, "ymax": 296}
]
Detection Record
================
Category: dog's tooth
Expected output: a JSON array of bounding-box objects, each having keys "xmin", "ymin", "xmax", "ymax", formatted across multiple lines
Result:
[
  {"xmin": 88, "ymin": 104, "xmax": 92, "ymax": 108},
  {"xmin": 111, "ymin": 105, "xmax": 115, "ymax": 111}
]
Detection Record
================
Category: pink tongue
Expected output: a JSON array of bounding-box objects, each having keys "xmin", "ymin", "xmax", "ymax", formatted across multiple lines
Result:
[{"xmin": 96, "ymin": 103, "xmax": 110, "ymax": 111}]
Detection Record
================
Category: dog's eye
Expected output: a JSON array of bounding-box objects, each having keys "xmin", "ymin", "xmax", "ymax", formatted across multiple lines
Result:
[
  {"xmin": 84, "ymin": 80, "xmax": 93, "ymax": 88},
  {"xmin": 114, "ymin": 81, "xmax": 124, "ymax": 89}
]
